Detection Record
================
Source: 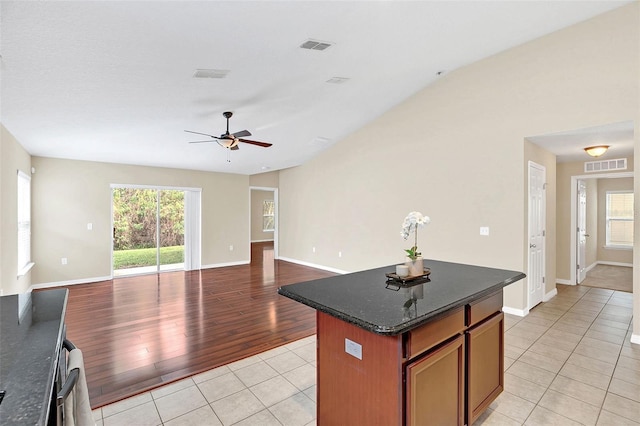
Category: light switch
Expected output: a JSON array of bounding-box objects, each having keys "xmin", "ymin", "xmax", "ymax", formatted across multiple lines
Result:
[
  {"xmin": 87, "ymin": 223, "xmax": 93, "ymax": 230},
  {"xmin": 345, "ymin": 338, "xmax": 362, "ymax": 360}
]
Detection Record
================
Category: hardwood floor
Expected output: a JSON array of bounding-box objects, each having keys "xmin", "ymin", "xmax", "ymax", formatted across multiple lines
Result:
[{"xmin": 58, "ymin": 242, "xmax": 335, "ymax": 409}]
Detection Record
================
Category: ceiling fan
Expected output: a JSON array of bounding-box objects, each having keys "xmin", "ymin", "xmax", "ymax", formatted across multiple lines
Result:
[{"xmin": 185, "ymin": 111, "xmax": 273, "ymax": 152}]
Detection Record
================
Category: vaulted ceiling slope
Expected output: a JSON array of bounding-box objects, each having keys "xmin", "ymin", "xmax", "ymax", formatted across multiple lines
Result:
[{"xmin": 0, "ymin": 1, "xmax": 631, "ymax": 175}]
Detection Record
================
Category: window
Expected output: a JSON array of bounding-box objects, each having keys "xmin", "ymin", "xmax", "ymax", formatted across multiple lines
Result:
[
  {"xmin": 17, "ymin": 170, "xmax": 33, "ymax": 275},
  {"xmin": 606, "ymin": 191, "xmax": 634, "ymax": 248},
  {"xmin": 263, "ymin": 200, "xmax": 275, "ymax": 232}
]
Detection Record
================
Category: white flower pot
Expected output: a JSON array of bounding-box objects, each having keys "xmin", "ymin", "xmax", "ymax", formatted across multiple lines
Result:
[{"xmin": 405, "ymin": 256, "xmax": 424, "ymax": 277}]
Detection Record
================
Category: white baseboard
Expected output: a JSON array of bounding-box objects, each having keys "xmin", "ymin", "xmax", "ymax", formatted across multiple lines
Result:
[
  {"xmin": 30, "ymin": 275, "xmax": 112, "ymax": 291},
  {"xmin": 631, "ymin": 334, "xmax": 640, "ymax": 345},
  {"xmin": 543, "ymin": 288, "xmax": 558, "ymax": 302},
  {"xmin": 556, "ymin": 278, "xmax": 574, "ymax": 285},
  {"xmin": 502, "ymin": 306, "xmax": 529, "ymax": 317},
  {"xmin": 278, "ymin": 257, "xmax": 349, "ymax": 275},
  {"xmin": 585, "ymin": 262, "xmax": 598, "ymax": 273},
  {"xmin": 201, "ymin": 260, "xmax": 250, "ymax": 269},
  {"xmin": 597, "ymin": 261, "xmax": 633, "ymax": 268}
]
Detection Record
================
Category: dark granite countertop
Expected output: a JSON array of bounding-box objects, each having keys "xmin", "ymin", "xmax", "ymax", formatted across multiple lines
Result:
[
  {"xmin": 0, "ymin": 289, "xmax": 68, "ymax": 426},
  {"xmin": 278, "ymin": 260, "xmax": 525, "ymax": 335}
]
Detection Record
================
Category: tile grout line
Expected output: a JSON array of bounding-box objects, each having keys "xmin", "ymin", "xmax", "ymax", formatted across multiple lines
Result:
[{"xmin": 508, "ymin": 287, "xmax": 627, "ymax": 425}]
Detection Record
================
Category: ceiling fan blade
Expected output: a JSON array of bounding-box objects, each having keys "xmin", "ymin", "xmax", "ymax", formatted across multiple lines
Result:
[
  {"xmin": 232, "ymin": 130, "xmax": 251, "ymax": 138},
  {"xmin": 188, "ymin": 140, "xmax": 219, "ymax": 144},
  {"xmin": 184, "ymin": 130, "xmax": 218, "ymax": 138},
  {"xmin": 237, "ymin": 138, "xmax": 273, "ymax": 148}
]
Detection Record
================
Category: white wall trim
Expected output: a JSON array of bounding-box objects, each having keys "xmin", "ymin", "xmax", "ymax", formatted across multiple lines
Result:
[
  {"xmin": 201, "ymin": 260, "xmax": 250, "ymax": 269},
  {"xmin": 585, "ymin": 262, "xmax": 598, "ymax": 273},
  {"xmin": 597, "ymin": 261, "xmax": 633, "ymax": 268},
  {"xmin": 556, "ymin": 278, "xmax": 574, "ymax": 285},
  {"xmin": 278, "ymin": 257, "xmax": 349, "ymax": 275},
  {"xmin": 30, "ymin": 275, "xmax": 113, "ymax": 291},
  {"xmin": 543, "ymin": 288, "xmax": 558, "ymax": 302},
  {"xmin": 502, "ymin": 306, "xmax": 529, "ymax": 317},
  {"xmin": 251, "ymin": 239, "xmax": 275, "ymax": 243},
  {"xmin": 631, "ymin": 334, "xmax": 640, "ymax": 345}
]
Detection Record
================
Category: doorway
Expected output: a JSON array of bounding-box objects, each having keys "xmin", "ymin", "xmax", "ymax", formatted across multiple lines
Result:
[
  {"xmin": 250, "ymin": 186, "xmax": 278, "ymax": 262},
  {"xmin": 569, "ymin": 172, "xmax": 634, "ymax": 285},
  {"xmin": 111, "ymin": 185, "xmax": 202, "ymax": 276}
]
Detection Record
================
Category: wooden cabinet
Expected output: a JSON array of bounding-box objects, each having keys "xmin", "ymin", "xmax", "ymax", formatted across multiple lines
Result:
[
  {"xmin": 406, "ymin": 335, "xmax": 465, "ymax": 426},
  {"xmin": 467, "ymin": 312, "xmax": 504, "ymax": 425},
  {"xmin": 315, "ymin": 290, "xmax": 504, "ymax": 426}
]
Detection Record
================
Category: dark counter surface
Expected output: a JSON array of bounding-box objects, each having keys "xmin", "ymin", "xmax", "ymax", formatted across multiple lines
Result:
[
  {"xmin": 278, "ymin": 260, "xmax": 525, "ymax": 335},
  {"xmin": 0, "ymin": 289, "xmax": 68, "ymax": 425}
]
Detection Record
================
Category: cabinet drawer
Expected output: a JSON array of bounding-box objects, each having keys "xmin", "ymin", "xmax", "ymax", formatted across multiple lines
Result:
[
  {"xmin": 407, "ymin": 308, "xmax": 465, "ymax": 359},
  {"xmin": 467, "ymin": 291, "xmax": 502, "ymax": 327}
]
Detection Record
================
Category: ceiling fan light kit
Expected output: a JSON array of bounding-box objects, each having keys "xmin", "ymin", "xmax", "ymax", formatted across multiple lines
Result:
[
  {"xmin": 584, "ymin": 145, "xmax": 609, "ymax": 157},
  {"xmin": 185, "ymin": 111, "xmax": 273, "ymax": 160}
]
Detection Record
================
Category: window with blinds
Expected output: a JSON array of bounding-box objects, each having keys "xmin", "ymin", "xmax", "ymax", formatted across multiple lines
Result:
[
  {"xmin": 17, "ymin": 170, "xmax": 33, "ymax": 275},
  {"xmin": 263, "ymin": 200, "xmax": 275, "ymax": 232},
  {"xmin": 605, "ymin": 191, "xmax": 634, "ymax": 248}
]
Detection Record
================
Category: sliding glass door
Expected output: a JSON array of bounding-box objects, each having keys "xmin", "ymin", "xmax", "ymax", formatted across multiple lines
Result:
[
  {"xmin": 112, "ymin": 187, "xmax": 185, "ymax": 276},
  {"xmin": 159, "ymin": 190, "xmax": 185, "ymax": 271}
]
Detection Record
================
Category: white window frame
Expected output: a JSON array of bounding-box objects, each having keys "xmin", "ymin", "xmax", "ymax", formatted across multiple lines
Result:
[
  {"xmin": 17, "ymin": 170, "xmax": 34, "ymax": 276},
  {"xmin": 605, "ymin": 190, "xmax": 634, "ymax": 250},
  {"xmin": 263, "ymin": 200, "xmax": 275, "ymax": 232}
]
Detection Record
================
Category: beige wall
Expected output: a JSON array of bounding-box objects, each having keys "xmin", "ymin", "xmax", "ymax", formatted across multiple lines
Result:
[
  {"xmin": 249, "ymin": 170, "xmax": 279, "ymax": 188},
  {"xmin": 251, "ymin": 190, "xmax": 275, "ymax": 241},
  {"xmin": 30, "ymin": 157, "xmax": 250, "ymax": 285},
  {"xmin": 523, "ymin": 140, "xmax": 557, "ymax": 302},
  {"xmin": 597, "ymin": 177, "xmax": 634, "ymax": 265},
  {"xmin": 279, "ymin": 4, "xmax": 639, "ymax": 315},
  {"xmin": 1, "ymin": 124, "xmax": 33, "ymax": 295},
  {"xmin": 556, "ymin": 161, "xmax": 634, "ymax": 281}
]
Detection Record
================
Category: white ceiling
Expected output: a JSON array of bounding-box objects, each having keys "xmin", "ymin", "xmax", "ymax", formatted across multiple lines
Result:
[
  {"xmin": 0, "ymin": 1, "xmax": 632, "ymax": 175},
  {"xmin": 527, "ymin": 121, "xmax": 635, "ymax": 163}
]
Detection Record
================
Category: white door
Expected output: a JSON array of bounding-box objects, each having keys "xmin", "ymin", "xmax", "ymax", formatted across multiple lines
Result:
[
  {"xmin": 528, "ymin": 162, "xmax": 545, "ymax": 309},
  {"xmin": 576, "ymin": 179, "xmax": 587, "ymax": 283}
]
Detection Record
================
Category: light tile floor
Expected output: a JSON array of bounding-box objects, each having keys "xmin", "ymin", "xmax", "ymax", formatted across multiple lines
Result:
[{"xmin": 92, "ymin": 285, "xmax": 638, "ymax": 426}]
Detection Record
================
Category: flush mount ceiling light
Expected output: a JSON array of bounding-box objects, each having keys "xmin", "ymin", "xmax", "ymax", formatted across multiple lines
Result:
[{"xmin": 584, "ymin": 145, "xmax": 610, "ymax": 157}]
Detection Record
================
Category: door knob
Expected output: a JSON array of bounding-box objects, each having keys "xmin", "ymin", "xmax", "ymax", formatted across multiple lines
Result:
[{"xmin": 529, "ymin": 244, "xmax": 536, "ymax": 248}]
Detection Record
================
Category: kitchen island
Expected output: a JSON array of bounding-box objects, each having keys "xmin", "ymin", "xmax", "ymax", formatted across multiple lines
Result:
[{"xmin": 278, "ymin": 259, "xmax": 525, "ymax": 425}]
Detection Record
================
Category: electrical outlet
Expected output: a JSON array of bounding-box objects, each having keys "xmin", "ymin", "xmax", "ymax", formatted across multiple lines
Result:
[
  {"xmin": 87, "ymin": 223, "xmax": 93, "ymax": 230},
  {"xmin": 229, "ymin": 245, "xmax": 233, "ymax": 251},
  {"xmin": 61, "ymin": 258, "xmax": 68, "ymax": 265},
  {"xmin": 345, "ymin": 338, "xmax": 362, "ymax": 360},
  {"xmin": 480, "ymin": 227, "xmax": 490, "ymax": 236},
  {"xmin": 338, "ymin": 251, "xmax": 342, "ymax": 258},
  {"xmin": 312, "ymin": 247, "xmax": 316, "ymax": 253}
]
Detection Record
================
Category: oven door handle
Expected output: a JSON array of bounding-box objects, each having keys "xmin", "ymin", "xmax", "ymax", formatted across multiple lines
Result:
[{"xmin": 56, "ymin": 339, "xmax": 78, "ymax": 406}]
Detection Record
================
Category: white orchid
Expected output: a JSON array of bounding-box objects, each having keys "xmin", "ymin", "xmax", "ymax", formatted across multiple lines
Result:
[{"xmin": 401, "ymin": 211, "xmax": 431, "ymax": 260}]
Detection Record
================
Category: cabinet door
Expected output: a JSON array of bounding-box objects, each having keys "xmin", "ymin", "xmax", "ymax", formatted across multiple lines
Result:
[
  {"xmin": 467, "ymin": 312, "xmax": 504, "ymax": 425},
  {"xmin": 406, "ymin": 335, "xmax": 465, "ymax": 426}
]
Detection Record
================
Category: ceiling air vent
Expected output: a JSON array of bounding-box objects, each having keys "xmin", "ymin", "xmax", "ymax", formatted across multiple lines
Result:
[
  {"xmin": 193, "ymin": 69, "xmax": 229, "ymax": 79},
  {"xmin": 300, "ymin": 39, "xmax": 333, "ymax": 51},
  {"xmin": 584, "ymin": 158, "xmax": 627, "ymax": 173},
  {"xmin": 326, "ymin": 77, "xmax": 350, "ymax": 84}
]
